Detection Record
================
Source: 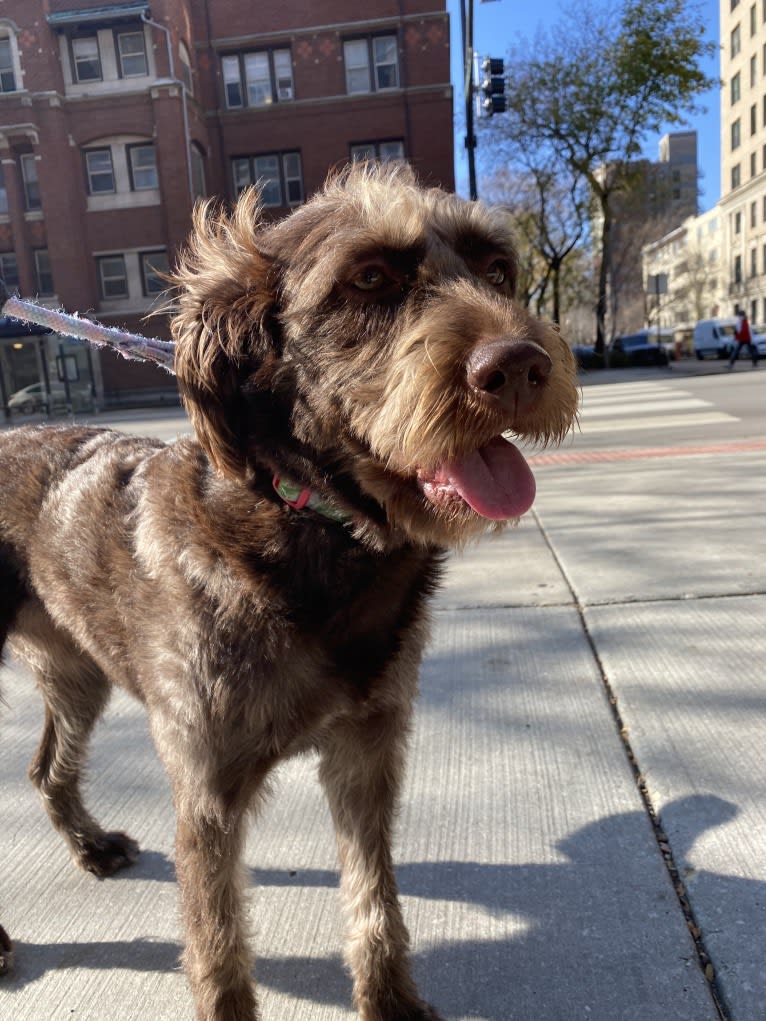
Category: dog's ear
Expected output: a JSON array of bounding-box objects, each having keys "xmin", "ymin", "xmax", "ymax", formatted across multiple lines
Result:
[{"xmin": 171, "ymin": 189, "xmax": 279, "ymax": 478}]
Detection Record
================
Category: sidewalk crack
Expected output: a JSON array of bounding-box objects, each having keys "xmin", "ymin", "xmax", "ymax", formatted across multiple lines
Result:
[{"xmin": 531, "ymin": 508, "xmax": 731, "ymax": 1021}]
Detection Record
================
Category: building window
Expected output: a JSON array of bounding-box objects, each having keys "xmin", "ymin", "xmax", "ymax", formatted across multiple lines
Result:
[
  {"xmin": 221, "ymin": 48, "xmax": 293, "ymax": 109},
  {"xmin": 732, "ymin": 71, "xmax": 741, "ymax": 103},
  {"xmin": 734, "ymin": 254, "xmax": 742, "ymax": 283},
  {"xmin": 0, "ymin": 164, "xmax": 7, "ymax": 215},
  {"xmin": 116, "ymin": 29, "xmax": 147, "ymax": 77},
  {"xmin": 179, "ymin": 41, "xmax": 193, "ymax": 94},
  {"xmin": 20, "ymin": 153, "xmax": 41, "ymax": 211},
  {"xmin": 231, "ymin": 152, "xmax": 303, "ymax": 207},
  {"xmin": 128, "ymin": 144, "xmax": 158, "ymax": 190},
  {"xmin": 731, "ymin": 24, "xmax": 741, "ymax": 58},
  {"xmin": 735, "ymin": 210, "xmax": 742, "ymax": 234},
  {"xmin": 350, "ymin": 140, "xmax": 406, "ymax": 162},
  {"xmin": 0, "ymin": 35, "xmax": 16, "ymax": 92},
  {"xmin": 751, "ymin": 247, "xmax": 758, "ymax": 277},
  {"xmin": 84, "ymin": 148, "xmax": 115, "ymax": 194},
  {"xmin": 752, "ymin": 3, "xmax": 757, "ymax": 33},
  {"xmin": 0, "ymin": 252, "xmax": 18, "ymax": 290},
  {"xmin": 97, "ymin": 255, "xmax": 128, "ymax": 299},
  {"xmin": 140, "ymin": 250, "xmax": 168, "ymax": 295},
  {"xmin": 190, "ymin": 144, "xmax": 206, "ymax": 199},
  {"xmin": 344, "ymin": 35, "xmax": 399, "ymax": 94},
  {"xmin": 72, "ymin": 35, "xmax": 102, "ymax": 82},
  {"xmin": 752, "ymin": 103, "xmax": 758, "ymax": 134},
  {"xmin": 732, "ymin": 118, "xmax": 741, "ymax": 149},
  {"xmin": 752, "ymin": 151, "xmax": 758, "ymax": 176},
  {"xmin": 732, "ymin": 163, "xmax": 741, "ymax": 189},
  {"xmin": 34, "ymin": 249, "xmax": 53, "ymax": 295},
  {"xmin": 752, "ymin": 54, "xmax": 758, "ymax": 86},
  {"xmin": 762, "ymin": 242, "xmax": 766, "ymax": 273}
]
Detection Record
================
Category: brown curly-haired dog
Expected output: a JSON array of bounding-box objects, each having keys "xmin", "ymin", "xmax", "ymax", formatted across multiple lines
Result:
[{"xmin": 0, "ymin": 163, "xmax": 578, "ymax": 1020}]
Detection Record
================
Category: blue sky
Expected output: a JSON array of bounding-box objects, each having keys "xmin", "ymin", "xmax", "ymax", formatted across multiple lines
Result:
[{"xmin": 445, "ymin": 0, "xmax": 722, "ymax": 211}]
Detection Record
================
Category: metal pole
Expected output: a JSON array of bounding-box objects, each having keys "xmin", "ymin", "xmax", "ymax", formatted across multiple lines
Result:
[{"xmin": 461, "ymin": 0, "xmax": 478, "ymax": 200}]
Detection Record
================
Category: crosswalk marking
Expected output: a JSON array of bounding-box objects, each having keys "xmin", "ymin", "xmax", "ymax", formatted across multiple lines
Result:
[
  {"xmin": 580, "ymin": 411, "xmax": 735, "ymax": 434},
  {"xmin": 585, "ymin": 397, "xmax": 712, "ymax": 418},
  {"xmin": 578, "ymin": 381, "xmax": 738, "ymax": 433}
]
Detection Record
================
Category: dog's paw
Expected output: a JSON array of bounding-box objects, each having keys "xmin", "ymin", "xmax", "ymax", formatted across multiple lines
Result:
[
  {"xmin": 0, "ymin": 924, "xmax": 14, "ymax": 975},
  {"xmin": 78, "ymin": 831, "xmax": 140, "ymax": 877}
]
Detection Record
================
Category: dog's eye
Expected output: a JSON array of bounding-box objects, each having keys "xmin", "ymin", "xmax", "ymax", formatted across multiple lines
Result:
[
  {"xmin": 486, "ymin": 260, "xmax": 508, "ymax": 286},
  {"xmin": 353, "ymin": 266, "xmax": 389, "ymax": 291}
]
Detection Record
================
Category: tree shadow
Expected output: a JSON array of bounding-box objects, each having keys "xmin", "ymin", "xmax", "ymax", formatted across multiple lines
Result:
[{"xmin": 4, "ymin": 795, "xmax": 754, "ymax": 1020}]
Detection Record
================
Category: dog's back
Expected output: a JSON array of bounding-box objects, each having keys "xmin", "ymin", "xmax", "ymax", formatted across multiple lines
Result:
[{"xmin": 0, "ymin": 425, "xmax": 163, "ymax": 648}]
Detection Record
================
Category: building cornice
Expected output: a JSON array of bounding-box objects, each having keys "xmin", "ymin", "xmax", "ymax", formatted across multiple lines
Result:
[{"xmin": 203, "ymin": 11, "xmax": 447, "ymax": 51}]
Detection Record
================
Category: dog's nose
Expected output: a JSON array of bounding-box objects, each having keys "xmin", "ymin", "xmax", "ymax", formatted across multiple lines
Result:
[{"xmin": 466, "ymin": 339, "xmax": 552, "ymax": 414}]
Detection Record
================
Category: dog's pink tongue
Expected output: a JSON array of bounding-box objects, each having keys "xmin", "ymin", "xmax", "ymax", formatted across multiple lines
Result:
[{"xmin": 442, "ymin": 436, "xmax": 536, "ymax": 519}]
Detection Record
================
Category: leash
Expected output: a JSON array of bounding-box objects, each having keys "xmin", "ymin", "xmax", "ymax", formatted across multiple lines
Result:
[
  {"xmin": 1, "ymin": 285, "xmax": 351, "ymax": 523},
  {"xmin": 0, "ymin": 285, "xmax": 175, "ymax": 373}
]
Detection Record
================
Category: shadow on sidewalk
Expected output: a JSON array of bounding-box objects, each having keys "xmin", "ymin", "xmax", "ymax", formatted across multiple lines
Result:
[{"xmin": 3, "ymin": 787, "xmax": 754, "ymax": 1020}]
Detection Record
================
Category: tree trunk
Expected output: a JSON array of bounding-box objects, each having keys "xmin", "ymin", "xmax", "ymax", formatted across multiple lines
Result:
[{"xmin": 595, "ymin": 195, "xmax": 611, "ymax": 356}]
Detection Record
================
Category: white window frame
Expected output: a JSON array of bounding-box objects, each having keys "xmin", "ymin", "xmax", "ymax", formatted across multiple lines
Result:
[
  {"xmin": 72, "ymin": 35, "xmax": 102, "ymax": 82},
  {"xmin": 179, "ymin": 41, "xmax": 193, "ymax": 94},
  {"xmin": 128, "ymin": 143, "xmax": 158, "ymax": 190},
  {"xmin": 222, "ymin": 49, "xmax": 294, "ymax": 109},
  {"xmin": 232, "ymin": 152, "xmax": 303, "ymax": 207},
  {"xmin": 34, "ymin": 249, "xmax": 54, "ymax": 296},
  {"xmin": 85, "ymin": 147, "xmax": 116, "ymax": 194},
  {"xmin": 140, "ymin": 249, "xmax": 168, "ymax": 296},
  {"xmin": 190, "ymin": 144, "xmax": 206, "ymax": 199},
  {"xmin": 0, "ymin": 35, "xmax": 16, "ymax": 92},
  {"xmin": 97, "ymin": 254, "xmax": 129, "ymax": 299},
  {"xmin": 344, "ymin": 35, "xmax": 399, "ymax": 94},
  {"xmin": 0, "ymin": 251, "xmax": 18, "ymax": 290},
  {"xmin": 344, "ymin": 39, "xmax": 371, "ymax": 94},
  {"xmin": 20, "ymin": 153, "xmax": 41, "ymax": 211},
  {"xmin": 116, "ymin": 29, "xmax": 148, "ymax": 77},
  {"xmin": 351, "ymin": 140, "xmax": 405, "ymax": 163}
]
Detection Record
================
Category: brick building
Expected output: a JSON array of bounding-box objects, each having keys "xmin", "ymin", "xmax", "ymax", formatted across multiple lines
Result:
[{"xmin": 0, "ymin": 0, "xmax": 453, "ymax": 412}]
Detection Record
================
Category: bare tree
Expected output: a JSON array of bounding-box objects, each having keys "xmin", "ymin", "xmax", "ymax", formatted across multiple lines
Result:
[
  {"xmin": 483, "ymin": 163, "xmax": 588, "ymax": 324},
  {"xmin": 486, "ymin": 0, "xmax": 717, "ymax": 353}
]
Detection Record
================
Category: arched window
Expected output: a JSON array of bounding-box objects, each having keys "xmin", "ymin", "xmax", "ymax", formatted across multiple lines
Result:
[
  {"xmin": 0, "ymin": 20, "xmax": 22, "ymax": 93},
  {"xmin": 179, "ymin": 41, "xmax": 193, "ymax": 95}
]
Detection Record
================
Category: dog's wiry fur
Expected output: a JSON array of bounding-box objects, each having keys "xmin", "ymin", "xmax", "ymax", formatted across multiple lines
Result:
[{"xmin": 0, "ymin": 163, "xmax": 578, "ymax": 1020}]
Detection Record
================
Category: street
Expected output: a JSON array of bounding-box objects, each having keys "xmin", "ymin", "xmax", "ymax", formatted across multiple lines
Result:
[{"xmin": 1, "ymin": 366, "xmax": 765, "ymax": 1020}]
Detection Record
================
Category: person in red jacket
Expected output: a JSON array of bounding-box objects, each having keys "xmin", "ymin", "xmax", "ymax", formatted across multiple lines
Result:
[{"xmin": 728, "ymin": 309, "xmax": 759, "ymax": 369}]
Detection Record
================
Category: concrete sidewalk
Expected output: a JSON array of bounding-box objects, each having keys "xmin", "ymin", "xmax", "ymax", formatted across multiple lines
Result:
[{"xmin": 1, "ymin": 436, "xmax": 764, "ymax": 1019}]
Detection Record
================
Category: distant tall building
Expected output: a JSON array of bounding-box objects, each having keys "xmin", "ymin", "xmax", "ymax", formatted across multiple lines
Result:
[
  {"xmin": 598, "ymin": 130, "xmax": 699, "ymax": 334},
  {"xmin": 0, "ymin": 0, "xmax": 454, "ymax": 413},
  {"xmin": 719, "ymin": 0, "xmax": 766, "ymax": 322}
]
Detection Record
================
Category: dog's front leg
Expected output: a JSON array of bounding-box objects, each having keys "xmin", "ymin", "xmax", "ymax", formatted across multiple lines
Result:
[
  {"xmin": 171, "ymin": 775, "xmax": 263, "ymax": 1021},
  {"xmin": 319, "ymin": 707, "xmax": 445, "ymax": 1021}
]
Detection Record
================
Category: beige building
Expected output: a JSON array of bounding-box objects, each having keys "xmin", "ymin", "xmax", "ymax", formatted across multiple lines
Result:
[
  {"xmin": 643, "ymin": 0, "xmax": 766, "ymax": 330},
  {"xmin": 719, "ymin": 0, "xmax": 766, "ymax": 322},
  {"xmin": 642, "ymin": 205, "xmax": 726, "ymax": 336}
]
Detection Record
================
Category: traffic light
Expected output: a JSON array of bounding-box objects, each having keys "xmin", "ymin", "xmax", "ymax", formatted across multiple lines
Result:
[{"xmin": 481, "ymin": 57, "xmax": 506, "ymax": 116}]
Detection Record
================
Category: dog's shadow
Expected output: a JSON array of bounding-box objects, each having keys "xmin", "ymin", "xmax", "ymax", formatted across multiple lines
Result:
[{"xmin": 6, "ymin": 794, "xmax": 759, "ymax": 1020}]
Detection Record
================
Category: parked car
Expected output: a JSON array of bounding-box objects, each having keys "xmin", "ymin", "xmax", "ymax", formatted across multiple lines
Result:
[
  {"xmin": 7, "ymin": 381, "xmax": 91, "ymax": 415},
  {"xmin": 692, "ymin": 318, "xmax": 737, "ymax": 359},
  {"xmin": 607, "ymin": 331, "xmax": 670, "ymax": 366}
]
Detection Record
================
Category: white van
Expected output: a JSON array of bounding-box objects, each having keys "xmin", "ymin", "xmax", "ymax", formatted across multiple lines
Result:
[{"xmin": 692, "ymin": 318, "xmax": 737, "ymax": 360}]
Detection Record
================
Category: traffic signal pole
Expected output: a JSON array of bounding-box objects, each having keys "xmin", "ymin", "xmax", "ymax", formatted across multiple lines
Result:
[{"xmin": 461, "ymin": 0, "xmax": 478, "ymax": 200}]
